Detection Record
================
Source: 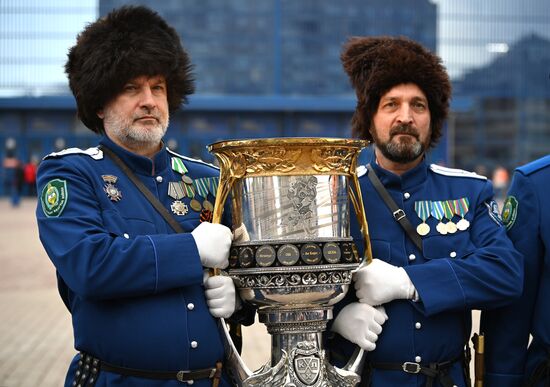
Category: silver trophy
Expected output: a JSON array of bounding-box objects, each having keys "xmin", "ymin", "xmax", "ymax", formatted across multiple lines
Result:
[{"xmin": 208, "ymin": 138, "xmax": 373, "ymax": 387}]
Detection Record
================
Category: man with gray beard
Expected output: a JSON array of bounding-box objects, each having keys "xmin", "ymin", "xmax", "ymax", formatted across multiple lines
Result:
[
  {"xmin": 327, "ymin": 36, "xmax": 523, "ymax": 387},
  {"xmin": 35, "ymin": 6, "xmax": 243, "ymax": 386}
]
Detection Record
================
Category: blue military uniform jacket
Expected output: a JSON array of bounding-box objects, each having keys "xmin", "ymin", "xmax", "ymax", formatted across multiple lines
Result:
[
  {"xmin": 329, "ymin": 153, "xmax": 522, "ymax": 387},
  {"xmin": 481, "ymin": 155, "xmax": 550, "ymax": 387},
  {"xmin": 36, "ymin": 136, "xmax": 232, "ymax": 387}
]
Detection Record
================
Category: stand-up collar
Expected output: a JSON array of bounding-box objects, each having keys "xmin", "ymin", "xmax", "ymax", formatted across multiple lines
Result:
[
  {"xmin": 366, "ymin": 152, "xmax": 428, "ymax": 191},
  {"xmin": 99, "ymin": 136, "xmax": 169, "ymax": 176}
]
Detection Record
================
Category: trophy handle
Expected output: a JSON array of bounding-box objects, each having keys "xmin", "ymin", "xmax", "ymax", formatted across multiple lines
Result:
[
  {"xmin": 219, "ymin": 318, "xmax": 253, "ymax": 386},
  {"xmin": 209, "ymin": 170, "xmax": 253, "ymax": 385},
  {"xmin": 348, "ymin": 165, "xmax": 373, "ymax": 265},
  {"xmin": 341, "ymin": 346, "xmax": 367, "ymax": 375}
]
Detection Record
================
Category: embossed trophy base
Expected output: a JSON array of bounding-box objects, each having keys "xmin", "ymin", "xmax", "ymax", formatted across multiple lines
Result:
[
  {"xmin": 237, "ymin": 308, "xmax": 361, "ymax": 387},
  {"xmin": 242, "ymin": 341, "xmax": 361, "ymax": 387}
]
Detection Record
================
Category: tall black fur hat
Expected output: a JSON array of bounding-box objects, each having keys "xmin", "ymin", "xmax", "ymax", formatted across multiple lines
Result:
[
  {"xmin": 65, "ymin": 6, "xmax": 194, "ymax": 133},
  {"xmin": 341, "ymin": 36, "xmax": 451, "ymax": 147}
]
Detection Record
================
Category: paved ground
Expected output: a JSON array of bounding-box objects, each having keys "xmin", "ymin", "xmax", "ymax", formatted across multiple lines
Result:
[
  {"xmin": 0, "ymin": 198, "xmax": 479, "ymax": 386},
  {"xmin": 0, "ymin": 198, "xmax": 270, "ymax": 387}
]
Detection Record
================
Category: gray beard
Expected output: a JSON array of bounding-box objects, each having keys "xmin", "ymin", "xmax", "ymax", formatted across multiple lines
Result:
[
  {"xmin": 379, "ymin": 139, "xmax": 424, "ymax": 164},
  {"xmin": 105, "ymin": 114, "xmax": 168, "ymax": 147}
]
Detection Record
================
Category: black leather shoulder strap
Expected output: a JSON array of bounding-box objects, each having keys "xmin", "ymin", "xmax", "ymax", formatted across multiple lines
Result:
[{"xmin": 366, "ymin": 164, "xmax": 423, "ymax": 252}]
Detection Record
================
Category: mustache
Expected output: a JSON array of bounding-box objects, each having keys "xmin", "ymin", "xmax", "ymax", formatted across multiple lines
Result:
[
  {"xmin": 133, "ymin": 113, "xmax": 160, "ymax": 122},
  {"xmin": 389, "ymin": 124, "xmax": 419, "ymax": 140}
]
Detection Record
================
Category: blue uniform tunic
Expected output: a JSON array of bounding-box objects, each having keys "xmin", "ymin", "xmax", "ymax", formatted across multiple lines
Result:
[
  {"xmin": 36, "ymin": 136, "xmax": 231, "ymax": 387},
  {"xmin": 329, "ymin": 153, "xmax": 522, "ymax": 387},
  {"xmin": 481, "ymin": 155, "xmax": 550, "ymax": 387}
]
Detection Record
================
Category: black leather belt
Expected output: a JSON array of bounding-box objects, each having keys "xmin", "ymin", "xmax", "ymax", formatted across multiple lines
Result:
[
  {"xmin": 74, "ymin": 352, "xmax": 223, "ymax": 386},
  {"xmin": 370, "ymin": 355, "xmax": 462, "ymax": 387}
]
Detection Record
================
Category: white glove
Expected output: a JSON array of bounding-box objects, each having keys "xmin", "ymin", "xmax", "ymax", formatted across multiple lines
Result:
[
  {"xmin": 331, "ymin": 302, "xmax": 388, "ymax": 351},
  {"xmin": 204, "ymin": 274, "xmax": 238, "ymax": 319},
  {"xmin": 191, "ymin": 222, "xmax": 233, "ymax": 269},
  {"xmin": 354, "ymin": 259, "xmax": 417, "ymax": 306}
]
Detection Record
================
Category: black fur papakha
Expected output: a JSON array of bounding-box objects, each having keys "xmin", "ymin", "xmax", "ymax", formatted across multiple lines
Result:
[
  {"xmin": 341, "ymin": 36, "xmax": 451, "ymax": 148},
  {"xmin": 65, "ymin": 5, "xmax": 194, "ymax": 133}
]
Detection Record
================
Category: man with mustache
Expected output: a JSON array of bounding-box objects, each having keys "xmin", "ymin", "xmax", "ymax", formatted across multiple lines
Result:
[
  {"xmin": 35, "ymin": 6, "xmax": 242, "ymax": 386},
  {"xmin": 327, "ymin": 36, "xmax": 523, "ymax": 387}
]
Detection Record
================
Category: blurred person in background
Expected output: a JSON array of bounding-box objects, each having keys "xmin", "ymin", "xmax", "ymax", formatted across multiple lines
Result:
[
  {"xmin": 35, "ymin": 6, "xmax": 245, "ymax": 387},
  {"xmin": 491, "ymin": 165, "xmax": 510, "ymax": 208},
  {"xmin": 482, "ymin": 155, "xmax": 550, "ymax": 387},
  {"xmin": 2, "ymin": 143, "xmax": 23, "ymax": 206},
  {"xmin": 23, "ymin": 155, "xmax": 38, "ymax": 196},
  {"xmin": 327, "ymin": 36, "xmax": 523, "ymax": 387}
]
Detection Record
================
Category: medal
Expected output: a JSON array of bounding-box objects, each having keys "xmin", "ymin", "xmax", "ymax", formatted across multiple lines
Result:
[
  {"xmin": 182, "ymin": 175, "xmax": 193, "ymax": 185},
  {"xmin": 102, "ymin": 175, "xmax": 122, "ymax": 201},
  {"xmin": 414, "ymin": 200, "xmax": 432, "ymax": 236},
  {"xmin": 171, "ymin": 200, "xmax": 189, "ymax": 215},
  {"xmin": 442, "ymin": 201, "xmax": 457, "ymax": 234},
  {"xmin": 203, "ymin": 199, "xmax": 214, "ymax": 212},
  {"xmin": 416, "ymin": 223, "xmax": 430, "ymax": 236},
  {"xmin": 431, "ymin": 201, "xmax": 448, "ymax": 235},
  {"xmin": 454, "ymin": 197, "xmax": 470, "ymax": 231},
  {"xmin": 191, "ymin": 178, "xmax": 210, "ymax": 212},
  {"xmin": 190, "ymin": 198, "xmax": 202, "ymax": 212},
  {"xmin": 168, "ymin": 181, "xmax": 186, "ymax": 200},
  {"xmin": 168, "ymin": 181, "xmax": 191, "ymax": 216},
  {"xmin": 445, "ymin": 220, "xmax": 458, "ymax": 234},
  {"xmin": 171, "ymin": 157, "xmax": 188, "ymax": 175}
]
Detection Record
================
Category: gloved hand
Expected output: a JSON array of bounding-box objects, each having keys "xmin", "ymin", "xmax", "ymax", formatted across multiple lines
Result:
[
  {"xmin": 191, "ymin": 222, "xmax": 233, "ymax": 269},
  {"xmin": 204, "ymin": 274, "xmax": 238, "ymax": 319},
  {"xmin": 354, "ymin": 259, "xmax": 417, "ymax": 306},
  {"xmin": 331, "ymin": 302, "xmax": 388, "ymax": 351}
]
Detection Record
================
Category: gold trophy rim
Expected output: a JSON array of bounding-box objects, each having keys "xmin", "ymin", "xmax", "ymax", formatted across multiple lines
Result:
[{"xmin": 208, "ymin": 136, "xmax": 369, "ymax": 153}]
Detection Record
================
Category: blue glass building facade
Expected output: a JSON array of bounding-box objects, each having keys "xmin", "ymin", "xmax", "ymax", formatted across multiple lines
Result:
[{"xmin": 1, "ymin": 0, "xmax": 550, "ymax": 196}]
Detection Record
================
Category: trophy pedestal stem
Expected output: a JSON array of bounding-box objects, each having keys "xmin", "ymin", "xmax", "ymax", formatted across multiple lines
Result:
[{"xmin": 259, "ymin": 307, "xmax": 331, "ymax": 366}]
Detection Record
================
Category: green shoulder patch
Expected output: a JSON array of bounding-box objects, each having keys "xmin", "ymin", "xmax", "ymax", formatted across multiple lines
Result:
[
  {"xmin": 40, "ymin": 179, "xmax": 68, "ymax": 217},
  {"xmin": 501, "ymin": 196, "xmax": 518, "ymax": 230}
]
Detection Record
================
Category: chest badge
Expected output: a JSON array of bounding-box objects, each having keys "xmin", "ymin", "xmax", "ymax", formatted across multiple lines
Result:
[
  {"xmin": 414, "ymin": 200, "xmax": 432, "ymax": 236},
  {"xmin": 102, "ymin": 175, "xmax": 122, "ymax": 202},
  {"xmin": 168, "ymin": 181, "xmax": 190, "ymax": 216},
  {"xmin": 453, "ymin": 198, "xmax": 470, "ymax": 231},
  {"xmin": 171, "ymin": 200, "xmax": 189, "ymax": 216},
  {"xmin": 430, "ymin": 201, "xmax": 448, "ymax": 235},
  {"xmin": 442, "ymin": 201, "xmax": 458, "ymax": 234}
]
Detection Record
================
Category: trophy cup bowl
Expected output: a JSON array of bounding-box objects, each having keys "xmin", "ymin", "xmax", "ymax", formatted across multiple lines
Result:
[{"xmin": 208, "ymin": 138, "xmax": 373, "ymax": 387}]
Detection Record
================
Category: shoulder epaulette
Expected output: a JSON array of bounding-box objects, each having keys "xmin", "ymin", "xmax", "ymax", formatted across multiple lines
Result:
[
  {"xmin": 517, "ymin": 155, "xmax": 550, "ymax": 176},
  {"xmin": 430, "ymin": 164, "xmax": 487, "ymax": 180},
  {"xmin": 43, "ymin": 147, "xmax": 103, "ymax": 160},
  {"xmin": 166, "ymin": 148, "xmax": 219, "ymax": 170}
]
